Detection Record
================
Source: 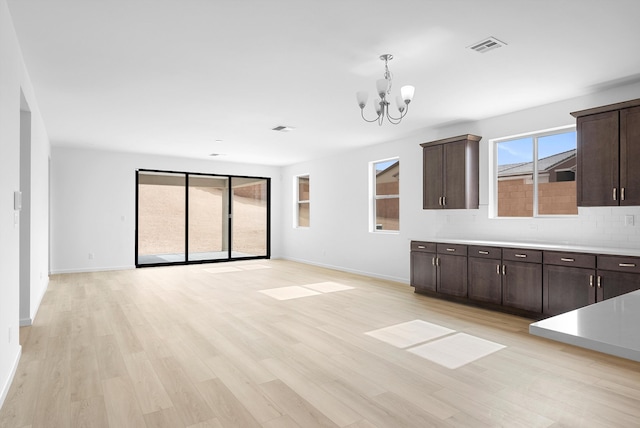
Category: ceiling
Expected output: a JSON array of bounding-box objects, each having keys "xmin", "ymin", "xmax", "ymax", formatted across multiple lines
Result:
[{"xmin": 7, "ymin": 0, "xmax": 640, "ymax": 166}]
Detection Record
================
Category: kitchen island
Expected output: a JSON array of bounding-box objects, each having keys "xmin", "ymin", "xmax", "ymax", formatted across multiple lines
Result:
[{"xmin": 530, "ymin": 289, "xmax": 640, "ymax": 362}]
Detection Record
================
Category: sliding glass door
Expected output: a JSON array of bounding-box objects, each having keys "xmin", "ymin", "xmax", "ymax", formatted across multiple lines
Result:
[
  {"xmin": 231, "ymin": 177, "xmax": 268, "ymax": 257},
  {"xmin": 188, "ymin": 175, "xmax": 229, "ymax": 261},
  {"xmin": 137, "ymin": 172, "xmax": 186, "ymax": 264},
  {"xmin": 136, "ymin": 170, "xmax": 269, "ymax": 267}
]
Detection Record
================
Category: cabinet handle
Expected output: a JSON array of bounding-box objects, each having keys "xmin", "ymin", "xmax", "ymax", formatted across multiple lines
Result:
[
  {"xmin": 622, "ymin": 187, "xmax": 625, "ymax": 201},
  {"xmin": 597, "ymin": 275, "xmax": 602, "ymax": 288},
  {"xmin": 613, "ymin": 187, "xmax": 617, "ymax": 201},
  {"xmin": 478, "ymin": 250, "xmax": 489, "ymax": 255},
  {"xmin": 496, "ymin": 264, "xmax": 500, "ymax": 274},
  {"xmin": 560, "ymin": 258, "xmax": 575, "ymax": 262},
  {"xmin": 436, "ymin": 257, "xmax": 440, "ymax": 266},
  {"xmin": 515, "ymin": 254, "xmax": 527, "ymax": 258},
  {"xmin": 619, "ymin": 263, "xmax": 636, "ymax": 268},
  {"xmin": 431, "ymin": 257, "xmax": 436, "ymax": 266},
  {"xmin": 589, "ymin": 275, "xmax": 594, "ymax": 287},
  {"xmin": 502, "ymin": 265, "xmax": 506, "ymax": 275},
  {"xmin": 443, "ymin": 196, "xmax": 446, "ymax": 206},
  {"xmin": 438, "ymin": 196, "xmax": 443, "ymax": 206},
  {"xmin": 446, "ymin": 248, "xmax": 456, "ymax": 252},
  {"xmin": 417, "ymin": 245, "xmax": 426, "ymax": 249}
]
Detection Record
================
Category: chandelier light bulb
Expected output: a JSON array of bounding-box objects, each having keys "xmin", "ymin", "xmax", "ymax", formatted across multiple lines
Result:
[
  {"xmin": 401, "ymin": 85, "xmax": 415, "ymax": 104},
  {"xmin": 356, "ymin": 91, "xmax": 369, "ymax": 109},
  {"xmin": 376, "ymin": 79, "xmax": 390, "ymax": 98}
]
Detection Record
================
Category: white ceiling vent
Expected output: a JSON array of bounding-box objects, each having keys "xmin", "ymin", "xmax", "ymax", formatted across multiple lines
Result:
[
  {"xmin": 468, "ymin": 37, "xmax": 506, "ymax": 53},
  {"xmin": 272, "ymin": 125, "xmax": 294, "ymax": 132}
]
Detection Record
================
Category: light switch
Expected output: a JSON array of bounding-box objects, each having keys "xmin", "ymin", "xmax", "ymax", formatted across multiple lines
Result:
[{"xmin": 625, "ymin": 215, "xmax": 635, "ymax": 226}]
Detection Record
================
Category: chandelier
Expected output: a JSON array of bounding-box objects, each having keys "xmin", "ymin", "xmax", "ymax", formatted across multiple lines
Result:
[{"xmin": 357, "ymin": 54, "xmax": 415, "ymax": 125}]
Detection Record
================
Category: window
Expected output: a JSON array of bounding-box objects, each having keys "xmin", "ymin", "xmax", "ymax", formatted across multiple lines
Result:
[
  {"xmin": 295, "ymin": 174, "xmax": 310, "ymax": 227},
  {"xmin": 371, "ymin": 158, "xmax": 399, "ymax": 232},
  {"xmin": 495, "ymin": 127, "xmax": 577, "ymax": 217}
]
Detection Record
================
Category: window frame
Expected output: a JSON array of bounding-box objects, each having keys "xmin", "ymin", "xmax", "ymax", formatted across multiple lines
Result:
[
  {"xmin": 369, "ymin": 157, "xmax": 400, "ymax": 233},
  {"xmin": 492, "ymin": 125, "xmax": 577, "ymax": 218},
  {"xmin": 294, "ymin": 173, "xmax": 310, "ymax": 228}
]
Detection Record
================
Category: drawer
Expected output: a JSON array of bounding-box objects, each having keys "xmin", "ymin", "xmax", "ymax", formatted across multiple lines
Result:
[
  {"xmin": 468, "ymin": 245, "xmax": 501, "ymax": 259},
  {"xmin": 411, "ymin": 241, "xmax": 436, "ymax": 253},
  {"xmin": 503, "ymin": 248, "xmax": 542, "ymax": 264},
  {"xmin": 598, "ymin": 255, "xmax": 640, "ymax": 274},
  {"xmin": 543, "ymin": 251, "xmax": 596, "ymax": 269},
  {"xmin": 436, "ymin": 243, "xmax": 467, "ymax": 256}
]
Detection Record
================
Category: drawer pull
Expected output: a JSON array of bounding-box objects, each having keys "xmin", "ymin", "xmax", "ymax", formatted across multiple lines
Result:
[
  {"xmin": 560, "ymin": 258, "xmax": 575, "ymax": 262},
  {"xmin": 417, "ymin": 245, "xmax": 425, "ymax": 249},
  {"xmin": 515, "ymin": 254, "xmax": 527, "ymax": 258},
  {"xmin": 589, "ymin": 275, "xmax": 594, "ymax": 287},
  {"xmin": 446, "ymin": 248, "xmax": 456, "ymax": 252},
  {"xmin": 478, "ymin": 250, "xmax": 489, "ymax": 255},
  {"xmin": 619, "ymin": 263, "xmax": 636, "ymax": 268}
]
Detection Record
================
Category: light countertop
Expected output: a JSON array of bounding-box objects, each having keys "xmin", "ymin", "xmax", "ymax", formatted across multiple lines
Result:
[
  {"xmin": 529, "ymin": 290, "xmax": 640, "ymax": 362},
  {"xmin": 414, "ymin": 238, "xmax": 640, "ymax": 258}
]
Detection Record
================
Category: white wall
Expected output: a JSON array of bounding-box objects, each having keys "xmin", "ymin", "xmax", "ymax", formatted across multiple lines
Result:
[
  {"xmin": 0, "ymin": 0, "xmax": 50, "ymax": 408},
  {"xmin": 50, "ymin": 147, "xmax": 282, "ymax": 273},
  {"xmin": 280, "ymin": 81, "xmax": 640, "ymax": 283}
]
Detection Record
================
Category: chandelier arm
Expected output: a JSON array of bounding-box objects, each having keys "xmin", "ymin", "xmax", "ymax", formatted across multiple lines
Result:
[
  {"xmin": 360, "ymin": 108, "xmax": 383, "ymax": 123},
  {"xmin": 385, "ymin": 104, "xmax": 409, "ymax": 122}
]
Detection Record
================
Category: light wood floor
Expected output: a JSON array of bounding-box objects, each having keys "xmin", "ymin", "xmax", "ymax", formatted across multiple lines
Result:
[{"xmin": 1, "ymin": 260, "xmax": 640, "ymax": 427}]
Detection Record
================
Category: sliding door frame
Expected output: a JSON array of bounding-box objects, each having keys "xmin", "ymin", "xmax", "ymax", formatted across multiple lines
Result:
[{"xmin": 135, "ymin": 168, "xmax": 270, "ymax": 268}]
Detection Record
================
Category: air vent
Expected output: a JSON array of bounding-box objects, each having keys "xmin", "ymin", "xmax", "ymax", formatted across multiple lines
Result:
[
  {"xmin": 468, "ymin": 36, "xmax": 506, "ymax": 53},
  {"xmin": 272, "ymin": 125, "xmax": 294, "ymax": 132}
]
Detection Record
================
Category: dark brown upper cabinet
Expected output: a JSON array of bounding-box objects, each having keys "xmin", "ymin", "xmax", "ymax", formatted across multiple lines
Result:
[
  {"xmin": 572, "ymin": 99, "xmax": 640, "ymax": 206},
  {"xmin": 420, "ymin": 134, "xmax": 481, "ymax": 209}
]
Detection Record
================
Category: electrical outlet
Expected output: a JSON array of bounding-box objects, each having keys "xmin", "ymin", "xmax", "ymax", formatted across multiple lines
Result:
[
  {"xmin": 625, "ymin": 215, "xmax": 635, "ymax": 226},
  {"xmin": 88, "ymin": 253, "xmax": 94, "ymax": 260}
]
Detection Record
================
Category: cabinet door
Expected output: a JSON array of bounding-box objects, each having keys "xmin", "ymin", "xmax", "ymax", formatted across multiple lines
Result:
[
  {"xmin": 443, "ymin": 141, "xmax": 467, "ymax": 209},
  {"xmin": 503, "ymin": 261, "xmax": 542, "ymax": 313},
  {"xmin": 576, "ymin": 111, "xmax": 619, "ymax": 206},
  {"xmin": 543, "ymin": 265, "xmax": 595, "ymax": 316},
  {"xmin": 423, "ymin": 145, "xmax": 443, "ymax": 209},
  {"xmin": 620, "ymin": 105, "xmax": 640, "ymax": 205},
  {"xmin": 410, "ymin": 251, "xmax": 437, "ymax": 292},
  {"xmin": 468, "ymin": 257, "xmax": 502, "ymax": 304},
  {"xmin": 437, "ymin": 254, "xmax": 467, "ymax": 297},
  {"xmin": 597, "ymin": 270, "xmax": 640, "ymax": 301}
]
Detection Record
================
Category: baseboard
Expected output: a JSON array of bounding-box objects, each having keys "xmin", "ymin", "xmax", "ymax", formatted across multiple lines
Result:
[
  {"xmin": 19, "ymin": 318, "xmax": 32, "ymax": 327},
  {"xmin": 0, "ymin": 346, "xmax": 22, "ymax": 411},
  {"xmin": 281, "ymin": 256, "xmax": 409, "ymax": 284},
  {"xmin": 50, "ymin": 265, "xmax": 135, "ymax": 274}
]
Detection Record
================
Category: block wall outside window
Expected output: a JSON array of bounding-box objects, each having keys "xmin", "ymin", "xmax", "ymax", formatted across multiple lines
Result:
[
  {"xmin": 295, "ymin": 175, "xmax": 310, "ymax": 227},
  {"xmin": 372, "ymin": 158, "xmax": 399, "ymax": 232}
]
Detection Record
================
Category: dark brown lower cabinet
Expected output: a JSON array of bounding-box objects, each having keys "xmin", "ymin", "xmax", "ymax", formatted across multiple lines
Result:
[
  {"xmin": 468, "ymin": 256, "xmax": 502, "ymax": 304},
  {"xmin": 597, "ymin": 270, "xmax": 640, "ymax": 301},
  {"xmin": 543, "ymin": 265, "xmax": 596, "ymax": 316},
  {"xmin": 411, "ymin": 241, "xmax": 640, "ymax": 319},
  {"xmin": 437, "ymin": 253, "xmax": 467, "ymax": 297},
  {"xmin": 410, "ymin": 250, "xmax": 437, "ymax": 292},
  {"xmin": 502, "ymin": 260, "xmax": 542, "ymax": 313}
]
